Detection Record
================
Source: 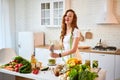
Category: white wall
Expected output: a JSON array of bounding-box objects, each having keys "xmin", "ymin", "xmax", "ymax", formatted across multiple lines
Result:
[{"xmin": 14, "ymin": 0, "xmax": 120, "ymax": 48}]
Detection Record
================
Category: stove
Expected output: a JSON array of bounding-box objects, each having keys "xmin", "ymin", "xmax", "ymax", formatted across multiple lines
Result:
[{"xmin": 92, "ymin": 46, "xmax": 117, "ymax": 51}]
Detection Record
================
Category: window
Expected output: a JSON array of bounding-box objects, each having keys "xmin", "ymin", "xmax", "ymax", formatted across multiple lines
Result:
[
  {"xmin": 41, "ymin": 3, "xmax": 50, "ymax": 25},
  {"xmin": 40, "ymin": 0, "xmax": 64, "ymax": 27},
  {"xmin": 53, "ymin": 1, "xmax": 63, "ymax": 25}
]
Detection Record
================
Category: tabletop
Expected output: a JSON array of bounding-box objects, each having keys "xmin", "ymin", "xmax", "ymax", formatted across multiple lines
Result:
[{"xmin": 0, "ymin": 68, "xmax": 106, "ymax": 80}]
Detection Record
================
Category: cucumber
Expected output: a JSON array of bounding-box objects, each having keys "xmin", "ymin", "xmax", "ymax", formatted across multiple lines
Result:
[{"xmin": 41, "ymin": 67, "xmax": 49, "ymax": 71}]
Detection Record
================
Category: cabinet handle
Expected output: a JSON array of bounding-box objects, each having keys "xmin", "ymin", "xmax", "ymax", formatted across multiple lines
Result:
[{"xmin": 18, "ymin": 44, "xmax": 21, "ymax": 48}]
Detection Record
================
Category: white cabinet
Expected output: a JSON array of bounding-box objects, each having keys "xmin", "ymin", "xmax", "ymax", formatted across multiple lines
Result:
[
  {"xmin": 115, "ymin": 55, "xmax": 120, "ymax": 80},
  {"xmin": 18, "ymin": 32, "xmax": 45, "ymax": 60},
  {"xmin": 18, "ymin": 32, "xmax": 34, "ymax": 60},
  {"xmin": 35, "ymin": 48, "xmax": 51, "ymax": 66},
  {"xmin": 80, "ymin": 52, "xmax": 90, "ymax": 64},
  {"xmin": 35, "ymin": 48, "xmax": 65, "ymax": 65},
  {"xmin": 40, "ymin": 0, "xmax": 71, "ymax": 27},
  {"xmin": 90, "ymin": 53, "xmax": 115, "ymax": 80},
  {"xmin": 40, "ymin": 0, "xmax": 64, "ymax": 27}
]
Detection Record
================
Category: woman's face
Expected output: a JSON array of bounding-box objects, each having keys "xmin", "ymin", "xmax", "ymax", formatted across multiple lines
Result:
[{"xmin": 65, "ymin": 11, "xmax": 74, "ymax": 25}]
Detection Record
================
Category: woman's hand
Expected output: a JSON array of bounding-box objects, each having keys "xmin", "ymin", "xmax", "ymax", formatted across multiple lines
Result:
[
  {"xmin": 50, "ymin": 53, "xmax": 59, "ymax": 58},
  {"xmin": 49, "ymin": 44, "xmax": 54, "ymax": 53}
]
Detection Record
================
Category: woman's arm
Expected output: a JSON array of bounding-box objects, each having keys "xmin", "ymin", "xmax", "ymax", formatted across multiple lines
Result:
[
  {"xmin": 50, "ymin": 37, "xmax": 80, "ymax": 58},
  {"xmin": 61, "ymin": 37, "xmax": 80, "ymax": 57}
]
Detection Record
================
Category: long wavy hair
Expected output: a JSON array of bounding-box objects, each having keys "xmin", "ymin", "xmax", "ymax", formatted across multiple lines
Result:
[{"xmin": 60, "ymin": 9, "xmax": 78, "ymax": 42}]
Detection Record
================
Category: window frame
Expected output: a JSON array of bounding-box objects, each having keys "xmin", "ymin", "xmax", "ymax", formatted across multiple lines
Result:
[{"xmin": 40, "ymin": 0, "xmax": 65, "ymax": 28}]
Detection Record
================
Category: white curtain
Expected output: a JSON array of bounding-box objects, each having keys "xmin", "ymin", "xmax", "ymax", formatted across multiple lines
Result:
[{"xmin": 0, "ymin": 0, "xmax": 12, "ymax": 49}]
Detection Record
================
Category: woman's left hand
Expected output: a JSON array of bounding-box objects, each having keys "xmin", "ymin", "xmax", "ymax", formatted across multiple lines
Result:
[{"xmin": 50, "ymin": 53, "xmax": 59, "ymax": 58}]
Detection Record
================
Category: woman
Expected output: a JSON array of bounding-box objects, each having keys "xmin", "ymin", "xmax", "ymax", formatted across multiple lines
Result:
[{"xmin": 50, "ymin": 9, "xmax": 82, "ymax": 62}]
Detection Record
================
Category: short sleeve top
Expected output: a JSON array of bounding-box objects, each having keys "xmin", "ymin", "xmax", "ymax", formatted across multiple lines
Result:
[{"xmin": 63, "ymin": 28, "xmax": 80, "ymax": 51}]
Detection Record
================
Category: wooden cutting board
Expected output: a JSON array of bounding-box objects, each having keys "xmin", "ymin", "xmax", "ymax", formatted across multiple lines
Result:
[
  {"xmin": 85, "ymin": 31, "xmax": 93, "ymax": 39},
  {"xmin": 34, "ymin": 32, "xmax": 45, "ymax": 47}
]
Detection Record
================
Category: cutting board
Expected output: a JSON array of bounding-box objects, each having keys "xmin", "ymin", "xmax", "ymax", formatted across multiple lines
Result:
[
  {"xmin": 34, "ymin": 32, "xmax": 45, "ymax": 47},
  {"xmin": 85, "ymin": 31, "xmax": 93, "ymax": 39}
]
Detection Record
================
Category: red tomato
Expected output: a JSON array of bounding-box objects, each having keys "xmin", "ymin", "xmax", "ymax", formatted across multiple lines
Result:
[
  {"xmin": 14, "ymin": 67, "xmax": 19, "ymax": 72},
  {"xmin": 18, "ymin": 63, "xmax": 23, "ymax": 68},
  {"xmin": 32, "ymin": 69, "xmax": 39, "ymax": 74},
  {"xmin": 13, "ymin": 60, "xmax": 18, "ymax": 63},
  {"xmin": 15, "ymin": 64, "xmax": 19, "ymax": 68}
]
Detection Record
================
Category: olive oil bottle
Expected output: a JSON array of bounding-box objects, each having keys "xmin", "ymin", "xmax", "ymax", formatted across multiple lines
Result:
[{"xmin": 31, "ymin": 54, "xmax": 37, "ymax": 69}]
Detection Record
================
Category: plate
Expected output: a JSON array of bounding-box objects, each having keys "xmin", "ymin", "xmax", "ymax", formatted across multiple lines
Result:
[{"xmin": 47, "ymin": 64, "xmax": 56, "ymax": 66}]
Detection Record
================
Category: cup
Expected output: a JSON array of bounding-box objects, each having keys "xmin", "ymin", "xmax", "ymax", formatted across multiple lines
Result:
[{"xmin": 48, "ymin": 58, "xmax": 56, "ymax": 65}]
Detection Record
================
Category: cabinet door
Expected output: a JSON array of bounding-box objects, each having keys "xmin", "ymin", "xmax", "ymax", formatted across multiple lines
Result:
[
  {"xmin": 80, "ymin": 52, "xmax": 90, "ymax": 64},
  {"xmin": 90, "ymin": 53, "xmax": 115, "ymax": 80},
  {"xmin": 35, "ymin": 48, "xmax": 51, "ymax": 66},
  {"xmin": 18, "ymin": 32, "xmax": 34, "ymax": 60},
  {"xmin": 115, "ymin": 55, "xmax": 120, "ymax": 80}
]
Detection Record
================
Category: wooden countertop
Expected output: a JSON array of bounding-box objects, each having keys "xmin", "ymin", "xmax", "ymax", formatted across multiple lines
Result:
[
  {"xmin": 79, "ymin": 48, "xmax": 117, "ymax": 55},
  {"xmin": 36, "ymin": 45, "xmax": 120, "ymax": 55}
]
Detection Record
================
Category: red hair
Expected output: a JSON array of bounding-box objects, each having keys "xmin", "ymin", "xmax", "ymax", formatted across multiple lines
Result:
[{"xmin": 60, "ymin": 9, "xmax": 78, "ymax": 42}]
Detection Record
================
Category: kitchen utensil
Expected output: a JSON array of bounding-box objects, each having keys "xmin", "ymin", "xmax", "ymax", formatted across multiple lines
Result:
[{"xmin": 85, "ymin": 31, "xmax": 93, "ymax": 39}]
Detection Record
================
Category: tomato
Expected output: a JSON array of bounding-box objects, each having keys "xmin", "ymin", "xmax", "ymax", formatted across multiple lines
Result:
[
  {"xmin": 15, "ymin": 64, "xmax": 19, "ymax": 68},
  {"xmin": 14, "ymin": 67, "xmax": 19, "ymax": 72},
  {"xmin": 18, "ymin": 63, "xmax": 23, "ymax": 68},
  {"xmin": 32, "ymin": 69, "xmax": 39, "ymax": 74},
  {"xmin": 13, "ymin": 60, "xmax": 18, "ymax": 63},
  {"xmin": 14, "ymin": 63, "xmax": 23, "ymax": 72}
]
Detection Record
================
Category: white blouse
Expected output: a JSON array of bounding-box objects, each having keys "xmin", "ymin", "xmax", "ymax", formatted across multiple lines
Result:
[
  {"xmin": 63, "ymin": 28, "xmax": 80, "ymax": 51},
  {"xmin": 61, "ymin": 28, "xmax": 81, "ymax": 61}
]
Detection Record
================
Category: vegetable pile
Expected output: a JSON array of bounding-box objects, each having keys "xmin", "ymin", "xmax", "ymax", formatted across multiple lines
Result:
[
  {"xmin": 68, "ymin": 64, "xmax": 98, "ymax": 80},
  {"xmin": 59, "ymin": 58, "xmax": 98, "ymax": 80},
  {"xmin": 2, "ymin": 56, "xmax": 32, "ymax": 73}
]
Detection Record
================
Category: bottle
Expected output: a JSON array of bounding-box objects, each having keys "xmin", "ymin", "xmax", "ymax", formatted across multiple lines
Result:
[{"xmin": 31, "ymin": 54, "xmax": 37, "ymax": 69}]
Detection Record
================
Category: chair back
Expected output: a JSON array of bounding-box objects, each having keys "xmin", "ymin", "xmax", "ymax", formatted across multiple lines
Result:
[{"xmin": 0, "ymin": 48, "xmax": 17, "ymax": 65}]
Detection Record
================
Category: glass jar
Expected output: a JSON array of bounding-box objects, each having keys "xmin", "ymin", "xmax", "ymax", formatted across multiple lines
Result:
[
  {"xmin": 85, "ymin": 60, "xmax": 91, "ymax": 67},
  {"xmin": 92, "ymin": 60, "xmax": 98, "ymax": 68}
]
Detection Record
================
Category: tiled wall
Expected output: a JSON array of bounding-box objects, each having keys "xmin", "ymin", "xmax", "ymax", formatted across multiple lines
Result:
[{"xmin": 15, "ymin": 0, "xmax": 120, "ymax": 48}]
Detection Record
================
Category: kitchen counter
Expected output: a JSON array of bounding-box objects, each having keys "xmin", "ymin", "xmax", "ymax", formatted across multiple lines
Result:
[
  {"xmin": 0, "ymin": 67, "xmax": 106, "ymax": 80},
  {"xmin": 79, "ymin": 48, "xmax": 118, "ymax": 55},
  {"xmin": 36, "ymin": 45, "xmax": 120, "ymax": 55}
]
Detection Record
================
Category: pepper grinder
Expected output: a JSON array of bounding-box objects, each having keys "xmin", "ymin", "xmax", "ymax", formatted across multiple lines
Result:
[{"xmin": 49, "ymin": 43, "xmax": 54, "ymax": 53}]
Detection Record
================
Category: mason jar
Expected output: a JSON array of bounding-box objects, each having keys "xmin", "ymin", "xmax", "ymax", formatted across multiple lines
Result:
[
  {"xmin": 85, "ymin": 60, "xmax": 91, "ymax": 67},
  {"xmin": 92, "ymin": 60, "xmax": 98, "ymax": 68}
]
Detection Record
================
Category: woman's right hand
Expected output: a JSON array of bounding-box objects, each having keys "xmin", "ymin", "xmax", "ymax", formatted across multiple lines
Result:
[
  {"xmin": 50, "ymin": 53, "xmax": 59, "ymax": 58},
  {"xmin": 49, "ymin": 44, "xmax": 54, "ymax": 53}
]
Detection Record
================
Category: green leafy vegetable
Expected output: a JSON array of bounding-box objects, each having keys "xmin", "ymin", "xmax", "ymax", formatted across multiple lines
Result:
[{"xmin": 68, "ymin": 64, "xmax": 98, "ymax": 80}]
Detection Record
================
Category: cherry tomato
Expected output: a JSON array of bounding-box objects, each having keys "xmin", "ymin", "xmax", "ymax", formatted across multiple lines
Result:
[{"xmin": 32, "ymin": 69, "xmax": 39, "ymax": 74}]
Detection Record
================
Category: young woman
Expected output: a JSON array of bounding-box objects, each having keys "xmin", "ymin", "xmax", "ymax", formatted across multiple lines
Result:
[{"xmin": 50, "ymin": 9, "xmax": 82, "ymax": 61}]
